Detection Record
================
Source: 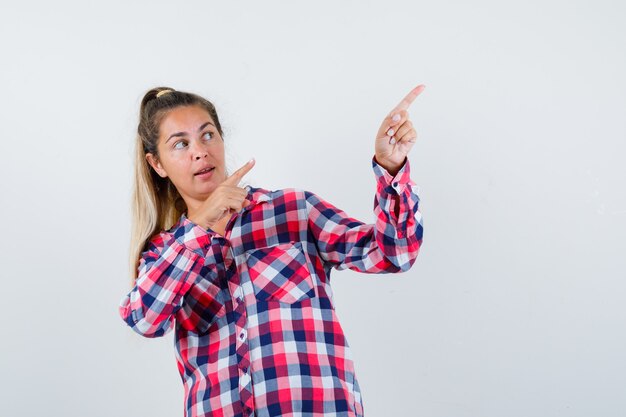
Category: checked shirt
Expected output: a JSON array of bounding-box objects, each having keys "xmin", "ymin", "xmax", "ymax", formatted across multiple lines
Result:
[{"xmin": 118, "ymin": 155, "xmax": 423, "ymax": 417}]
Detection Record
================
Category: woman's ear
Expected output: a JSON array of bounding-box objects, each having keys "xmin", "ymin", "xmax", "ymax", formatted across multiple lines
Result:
[{"xmin": 145, "ymin": 153, "xmax": 168, "ymax": 178}]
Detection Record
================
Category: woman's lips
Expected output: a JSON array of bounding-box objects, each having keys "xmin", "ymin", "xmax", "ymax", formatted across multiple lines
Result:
[{"xmin": 195, "ymin": 167, "xmax": 215, "ymax": 178}]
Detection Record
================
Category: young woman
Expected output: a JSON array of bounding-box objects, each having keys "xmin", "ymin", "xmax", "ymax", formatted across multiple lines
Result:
[{"xmin": 119, "ymin": 85, "xmax": 425, "ymax": 417}]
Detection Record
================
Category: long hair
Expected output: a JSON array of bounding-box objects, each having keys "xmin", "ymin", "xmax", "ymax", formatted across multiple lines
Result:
[{"xmin": 129, "ymin": 87, "xmax": 224, "ymax": 287}]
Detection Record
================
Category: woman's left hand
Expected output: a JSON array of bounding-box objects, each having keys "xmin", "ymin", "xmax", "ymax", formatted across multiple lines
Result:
[{"xmin": 374, "ymin": 84, "xmax": 425, "ymax": 176}]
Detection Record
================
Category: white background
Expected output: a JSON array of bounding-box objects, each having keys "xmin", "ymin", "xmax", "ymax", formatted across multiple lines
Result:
[{"xmin": 1, "ymin": 1, "xmax": 625, "ymax": 416}]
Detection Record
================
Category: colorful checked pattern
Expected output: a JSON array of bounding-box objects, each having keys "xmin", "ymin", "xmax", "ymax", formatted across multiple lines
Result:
[{"xmin": 119, "ymin": 156, "xmax": 423, "ymax": 417}]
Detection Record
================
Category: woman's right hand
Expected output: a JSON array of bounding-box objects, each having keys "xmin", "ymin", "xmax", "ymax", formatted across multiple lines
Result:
[{"xmin": 188, "ymin": 158, "xmax": 256, "ymax": 230}]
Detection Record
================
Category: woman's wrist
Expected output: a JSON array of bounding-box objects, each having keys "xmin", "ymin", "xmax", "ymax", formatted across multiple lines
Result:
[
  {"xmin": 374, "ymin": 155, "xmax": 403, "ymax": 177},
  {"xmin": 188, "ymin": 214, "xmax": 211, "ymax": 230}
]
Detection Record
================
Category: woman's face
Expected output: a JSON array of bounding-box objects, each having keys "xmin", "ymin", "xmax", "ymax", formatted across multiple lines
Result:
[{"xmin": 146, "ymin": 105, "xmax": 226, "ymax": 211}]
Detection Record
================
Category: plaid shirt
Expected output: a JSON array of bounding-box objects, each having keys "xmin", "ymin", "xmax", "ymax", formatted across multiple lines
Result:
[{"xmin": 119, "ymin": 156, "xmax": 423, "ymax": 417}]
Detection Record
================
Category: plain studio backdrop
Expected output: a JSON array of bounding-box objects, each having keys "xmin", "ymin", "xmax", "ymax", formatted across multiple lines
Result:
[{"xmin": 1, "ymin": 1, "xmax": 624, "ymax": 416}]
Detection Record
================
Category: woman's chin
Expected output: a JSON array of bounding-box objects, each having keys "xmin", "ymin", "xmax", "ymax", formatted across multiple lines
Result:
[{"xmin": 195, "ymin": 184, "xmax": 216, "ymax": 195}]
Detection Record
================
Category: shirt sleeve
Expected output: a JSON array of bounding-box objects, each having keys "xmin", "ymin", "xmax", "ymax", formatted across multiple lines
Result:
[
  {"xmin": 118, "ymin": 233, "xmax": 203, "ymax": 338},
  {"xmin": 305, "ymin": 155, "xmax": 423, "ymax": 273}
]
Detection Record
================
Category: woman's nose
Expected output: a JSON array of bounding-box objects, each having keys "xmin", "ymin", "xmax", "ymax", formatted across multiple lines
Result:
[{"xmin": 190, "ymin": 143, "xmax": 208, "ymax": 159}]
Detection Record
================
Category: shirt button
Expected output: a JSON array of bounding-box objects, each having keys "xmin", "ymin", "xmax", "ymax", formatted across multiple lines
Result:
[
  {"xmin": 393, "ymin": 181, "xmax": 399, "ymax": 187},
  {"xmin": 242, "ymin": 366, "xmax": 248, "ymax": 373},
  {"xmin": 240, "ymin": 373, "xmax": 251, "ymax": 387},
  {"xmin": 239, "ymin": 329, "xmax": 247, "ymax": 341}
]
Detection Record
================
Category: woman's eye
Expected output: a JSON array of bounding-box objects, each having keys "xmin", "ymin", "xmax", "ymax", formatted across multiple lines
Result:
[
  {"xmin": 203, "ymin": 131, "xmax": 213, "ymax": 140},
  {"xmin": 173, "ymin": 140, "xmax": 187, "ymax": 150}
]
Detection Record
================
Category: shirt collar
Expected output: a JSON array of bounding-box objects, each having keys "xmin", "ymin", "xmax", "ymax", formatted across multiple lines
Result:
[{"xmin": 243, "ymin": 184, "xmax": 273, "ymax": 204}]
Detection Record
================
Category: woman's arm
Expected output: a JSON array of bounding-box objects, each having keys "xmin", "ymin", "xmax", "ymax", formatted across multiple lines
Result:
[
  {"xmin": 118, "ymin": 233, "xmax": 203, "ymax": 338},
  {"xmin": 305, "ymin": 84, "xmax": 426, "ymax": 272},
  {"xmin": 305, "ymin": 155, "xmax": 422, "ymax": 273}
]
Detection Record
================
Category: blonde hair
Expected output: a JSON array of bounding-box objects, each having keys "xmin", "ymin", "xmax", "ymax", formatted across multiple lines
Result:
[{"xmin": 128, "ymin": 87, "xmax": 225, "ymax": 287}]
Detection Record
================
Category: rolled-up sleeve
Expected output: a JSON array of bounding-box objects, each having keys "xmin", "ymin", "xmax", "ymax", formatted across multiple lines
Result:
[
  {"xmin": 118, "ymin": 233, "xmax": 202, "ymax": 338},
  {"xmin": 305, "ymin": 155, "xmax": 423, "ymax": 273}
]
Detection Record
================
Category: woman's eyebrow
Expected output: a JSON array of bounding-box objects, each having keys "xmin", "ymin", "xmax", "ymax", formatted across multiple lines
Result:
[{"xmin": 166, "ymin": 121, "xmax": 215, "ymax": 143}]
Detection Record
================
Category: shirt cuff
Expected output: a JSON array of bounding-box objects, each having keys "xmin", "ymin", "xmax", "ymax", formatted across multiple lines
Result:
[
  {"xmin": 175, "ymin": 214, "xmax": 215, "ymax": 257},
  {"xmin": 371, "ymin": 155, "xmax": 416, "ymax": 195}
]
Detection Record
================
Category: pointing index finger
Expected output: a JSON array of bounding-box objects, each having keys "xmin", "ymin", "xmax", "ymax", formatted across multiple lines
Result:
[
  {"xmin": 390, "ymin": 84, "xmax": 425, "ymax": 115},
  {"xmin": 223, "ymin": 158, "xmax": 255, "ymax": 186}
]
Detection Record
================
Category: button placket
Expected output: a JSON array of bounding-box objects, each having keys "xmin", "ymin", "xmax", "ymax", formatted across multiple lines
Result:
[
  {"xmin": 220, "ymin": 236, "xmax": 255, "ymax": 415},
  {"xmin": 233, "ymin": 271, "xmax": 253, "ymax": 414}
]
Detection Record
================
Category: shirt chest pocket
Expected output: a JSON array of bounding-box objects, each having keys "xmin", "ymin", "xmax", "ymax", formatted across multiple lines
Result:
[{"xmin": 245, "ymin": 241, "xmax": 316, "ymax": 304}]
